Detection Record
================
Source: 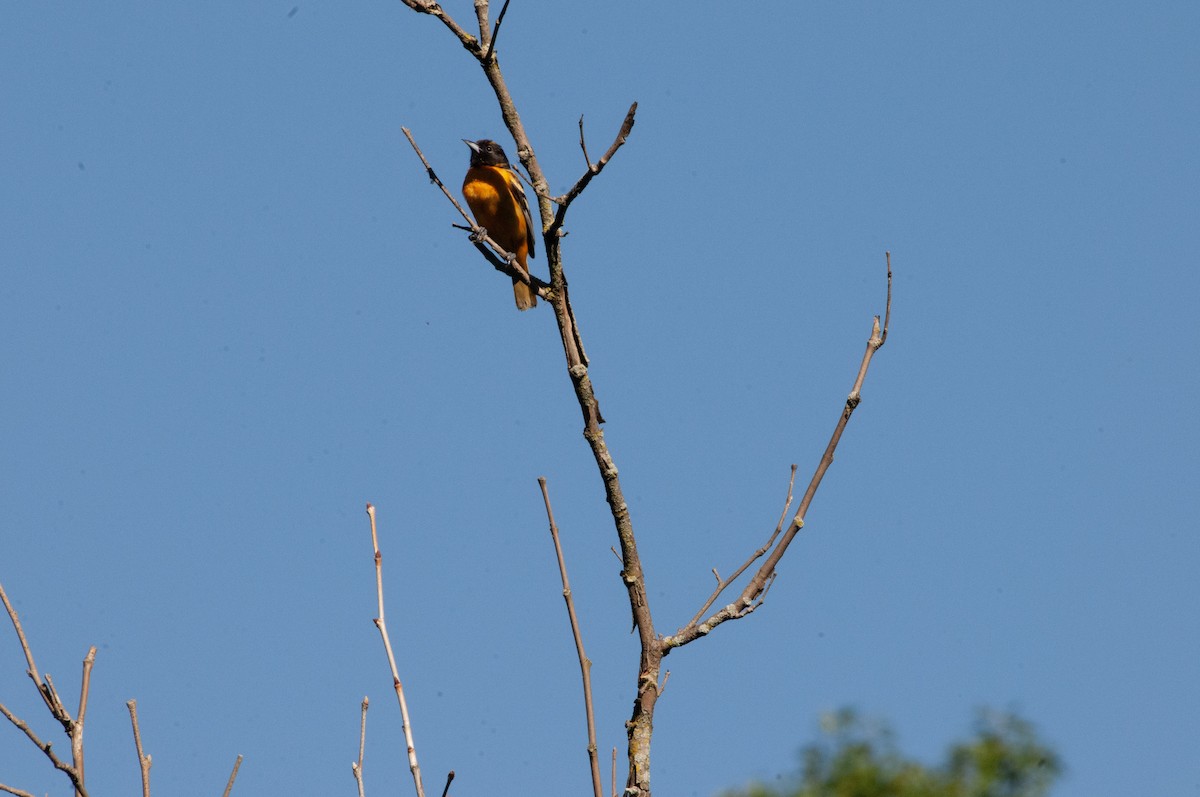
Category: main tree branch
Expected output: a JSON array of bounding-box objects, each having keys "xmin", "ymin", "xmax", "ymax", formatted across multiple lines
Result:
[{"xmin": 394, "ymin": 6, "xmax": 890, "ymax": 797}]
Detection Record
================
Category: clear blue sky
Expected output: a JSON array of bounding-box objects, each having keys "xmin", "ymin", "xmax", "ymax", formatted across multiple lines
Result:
[{"xmin": 3, "ymin": 2, "xmax": 1197, "ymax": 796}]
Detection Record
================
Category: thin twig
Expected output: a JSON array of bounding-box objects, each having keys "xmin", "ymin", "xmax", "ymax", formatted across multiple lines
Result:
[
  {"xmin": 400, "ymin": 129, "xmax": 480, "ymax": 230},
  {"xmin": 881, "ymin": 252, "xmax": 892, "ymax": 345},
  {"xmin": 366, "ymin": 504, "xmax": 427, "ymax": 797},
  {"xmin": 578, "ymin": 115, "xmax": 592, "ymax": 169},
  {"xmin": 221, "ymin": 755, "xmax": 243, "ymax": 797},
  {"xmin": 126, "ymin": 700, "xmax": 151, "ymax": 797},
  {"xmin": 440, "ymin": 771, "xmax": 455, "ymax": 797},
  {"xmin": 684, "ymin": 465, "xmax": 797, "ymax": 628},
  {"xmin": 351, "ymin": 697, "xmax": 368, "ymax": 797},
  {"xmin": 481, "ymin": 0, "xmax": 512, "ymax": 63},
  {"xmin": 0, "ymin": 783, "xmax": 37, "ymax": 797},
  {"xmin": 611, "ymin": 748, "xmax": 617, "ymax": 797},
  {"xmin": 0, "ymin": 580, "xmax": 39, "ymax": 680},
  {"xmin": 538, "ymin": 478, "xmax": 605, "ymax": 797}
]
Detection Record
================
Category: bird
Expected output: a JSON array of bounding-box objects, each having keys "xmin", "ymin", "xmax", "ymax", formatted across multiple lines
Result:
[{"xmin": 461, "ymin": 138, "xmax": 538, "ymax": 310}]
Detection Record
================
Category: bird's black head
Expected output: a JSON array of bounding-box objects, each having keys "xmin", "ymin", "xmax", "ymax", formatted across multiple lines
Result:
[{"xmin": 464, "ymin": 138, "xmax": 511, "ymax": 168}]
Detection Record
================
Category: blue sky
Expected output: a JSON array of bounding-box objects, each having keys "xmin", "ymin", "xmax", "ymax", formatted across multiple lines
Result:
[{"xmin": 2, "ymin": 2, "xmax": 1197, "ymax": 796}]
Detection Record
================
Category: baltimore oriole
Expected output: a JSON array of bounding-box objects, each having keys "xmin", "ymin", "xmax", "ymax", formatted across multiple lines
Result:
[{"xmin": 462, "ymin": 138, "xmax": 537, "ymax": 311}]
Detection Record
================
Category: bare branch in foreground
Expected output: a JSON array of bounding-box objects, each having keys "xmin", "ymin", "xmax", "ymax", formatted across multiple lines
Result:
[
  {"xmin": 365, "ymin": 503, "xmax": 427, "ymax": 797},
  {"xmin": 221, "ymin": 754, "xmax": 243, "ymax": 797},
  {"xmin": 538, "ymin": 477, "xmax": 604, "ymax": 797},
  {"xmin": 126, "ymin": 700, "xmax": 151, "ymax": 797},
  {"xmin": 351, "ymin": 697, "xmax": 368, "ymax": 797}
]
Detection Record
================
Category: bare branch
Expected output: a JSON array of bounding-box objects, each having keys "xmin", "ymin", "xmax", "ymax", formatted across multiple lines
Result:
[
  {"xmin": 578, "ymin": 115, "xmax": 592, "ymax": 170},
  {"xmin": 0, "ymin": 700, "xmax": 83, "ymax": 792},
  {"xmin": 0, "ymin": 581, "xmax": 91, "ymax": 797},
  {"xmin": 538, "ymin": 477, "xmax": 604, "ymax": 797},
  {"xmin": 0, "ymin": 580, "xmax": 38, "ymax": 679},
  {"xmin": 683, "ymin": 465, "xmax": 797, "ymax": 629},
  {"xmin": 221, "ymin": 755, "xmax": 243, "ymax": 797},
  {"xmin": 365, "ymin": 503, "xmax": 427, "ymax": 797},
  {"xmin": 351, "ymin": 697, "xmax": 368, "ymax": 797},
  {"xmin": 880, "ymin": 252, "xmax": 892, "ymax": 345},
  {"xmin": 397, "ymin": 1, "xmax": 482, "ymax": 54},
  {"xmin": 0, "ymin": 783, "xmax": 37, "ymax": 797},
  {"xmin": 440, "ymin": 771, "xmax": 455, "ymax": 797},
  {"xmin": 127, "ymin": 700, "xmax": 151, "ymax": 797},
  {"xmin": 0, "ymin": 580, "xmax": 64, "ymax": 723},
  {"xmin": 481, "ymin": 0, "xmax": 513, "ymax": 63},
  {"xmin": 73, "ymin": 646, "xmax": 97, "ymax": 795},
  {"xmin": 548, "ymin": 102, "xmax": 638, "ymax": 234},
  {"xmin": 662, "ymin": 256, "xmax": 893, "ymax": 651}
]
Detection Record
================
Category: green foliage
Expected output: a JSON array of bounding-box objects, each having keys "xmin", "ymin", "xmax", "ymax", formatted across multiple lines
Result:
[{"xmin": 720, "ymin": 708, "xmax": 1060, "ymax": 797}]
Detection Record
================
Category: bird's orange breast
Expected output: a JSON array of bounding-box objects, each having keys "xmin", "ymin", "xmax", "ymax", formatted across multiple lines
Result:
[{"xmin": 462, "ymin": 165, "xmax": 528, "ymax": 263}]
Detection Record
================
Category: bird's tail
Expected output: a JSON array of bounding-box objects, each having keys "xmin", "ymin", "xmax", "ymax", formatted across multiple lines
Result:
[{"xmin": 513, "ymin": 278, "xmax": 536, "ymax": 311}]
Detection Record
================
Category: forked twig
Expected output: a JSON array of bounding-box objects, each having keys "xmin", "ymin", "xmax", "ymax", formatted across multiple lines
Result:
[
  {"xmin": 365, "ymin": 503, "xmax": 427, "ymax": 797},
  {"xmin": 0, "ymin": 581, "xmax": 92, "ymax": 797},
  {"xmin": 481, "ymin": 0, "xmax": 512, "ymax": 63},
  {"xmin": 548, "ymin": 103, "xmax": 638, "ymax": 232},
  {"xmin": 538, "ymin": 478, "xmax": 604, "ymax": 797}
]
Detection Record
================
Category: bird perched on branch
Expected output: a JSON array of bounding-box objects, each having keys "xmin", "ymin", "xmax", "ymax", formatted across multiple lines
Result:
[{"xmin": 461, "ymin": 138, "xmax": 538, "ymax": 311}]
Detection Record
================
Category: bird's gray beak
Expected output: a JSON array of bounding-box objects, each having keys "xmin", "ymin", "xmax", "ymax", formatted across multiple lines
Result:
[{"xmin": 463, "ymin": 139, "xmax": 481, "ymax": 153}]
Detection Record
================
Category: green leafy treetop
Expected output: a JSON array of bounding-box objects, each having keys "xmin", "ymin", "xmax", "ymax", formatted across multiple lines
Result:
[{"xmin": 721, "ymin": 708, "xmax": 1061, "ymax": 797}]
